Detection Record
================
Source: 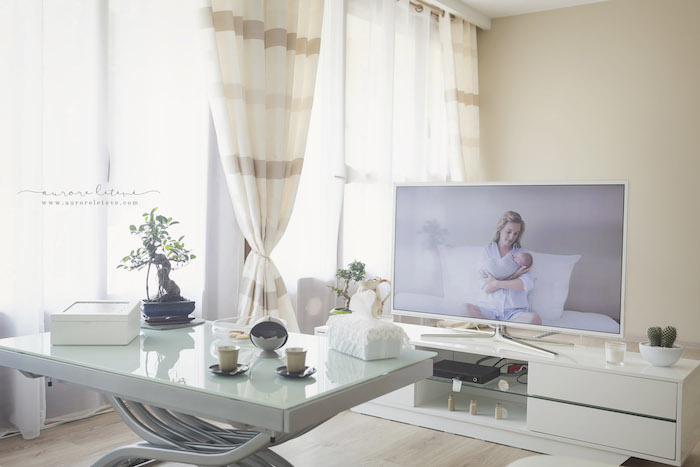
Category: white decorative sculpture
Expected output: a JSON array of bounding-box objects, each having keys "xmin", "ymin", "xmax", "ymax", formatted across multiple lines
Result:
[{"xmin": 349, "ymin": 278, "xmax": 391, "ymax": 318}]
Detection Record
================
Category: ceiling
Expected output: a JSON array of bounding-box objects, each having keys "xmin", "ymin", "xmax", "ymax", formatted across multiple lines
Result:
[{"xmin": 459, "ymin": 0, "xmax": 608, "ymax": 18}]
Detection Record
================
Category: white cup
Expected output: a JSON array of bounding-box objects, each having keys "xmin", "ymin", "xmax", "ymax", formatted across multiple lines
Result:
[
  {"xmin": 218, "ymin": 345, "xmax": 240, "ymax": 372},
  {"xmin": 286, "ymin": 347, "xmax": 307, "ymax": 374},
  {"xmin": 605, "ymin": 341, "xmax": 626, "ymax": 365}
]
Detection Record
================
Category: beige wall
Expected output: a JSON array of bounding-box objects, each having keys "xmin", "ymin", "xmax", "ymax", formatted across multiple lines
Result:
[{"xmin": 477, "ymin": 0, "xmax": 700, "ymax": 343}]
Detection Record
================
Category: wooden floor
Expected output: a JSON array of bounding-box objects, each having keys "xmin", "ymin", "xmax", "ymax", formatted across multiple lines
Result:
[{"xmin": 1, "ymin": 409, "xmax": 699, "ymax": 467}]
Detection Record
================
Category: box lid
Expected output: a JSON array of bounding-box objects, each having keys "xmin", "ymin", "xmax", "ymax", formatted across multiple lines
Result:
[{"xmin": 51, "ymin": 301, "xmax": 138, "ymax": 322}]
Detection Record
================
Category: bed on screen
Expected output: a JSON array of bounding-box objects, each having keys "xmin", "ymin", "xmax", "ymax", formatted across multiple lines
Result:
[{"xmin": 393, "ymin": 245, "xmax": 621, "ymax": 334}]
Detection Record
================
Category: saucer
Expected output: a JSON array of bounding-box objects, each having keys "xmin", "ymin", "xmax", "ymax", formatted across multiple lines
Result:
[
  {"xmin": 209, "ymin": 363, "xmax": 249, "ymax": 376},
  {"xmin": 275, "ymin": 366, "xmax": 316, "ymax": 378},
  {"xmin": 142, "ymin": 318, "xmax": 204, "ymax": 331}
]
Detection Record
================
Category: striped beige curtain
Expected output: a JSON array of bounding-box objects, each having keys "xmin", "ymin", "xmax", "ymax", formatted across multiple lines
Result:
[
  {"xmin": 439, "ymin": 15, "xmax": 480, "ymax": 181},
  {"xmin": 209, "ymin": 0, "xmax": 324, "ymax": 332}
]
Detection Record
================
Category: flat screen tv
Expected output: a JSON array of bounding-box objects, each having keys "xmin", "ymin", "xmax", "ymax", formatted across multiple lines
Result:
[{"xmin": 392, "ymin": 182, "xmax": 627, "ymax": 346}]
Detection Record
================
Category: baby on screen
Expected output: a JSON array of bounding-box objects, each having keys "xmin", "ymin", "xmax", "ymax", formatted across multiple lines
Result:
[{"xmin": 480, "ymin": 251, "xmax": 533, "ymax": 281}]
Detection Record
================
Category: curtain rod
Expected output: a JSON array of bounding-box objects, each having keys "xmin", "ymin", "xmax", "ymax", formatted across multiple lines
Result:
[
  {"xmin": 403, "ymin": 0, "xmax": 493, "ymax": 29},
  {"xmin": 406, "ymin": 0, "xmax": 454, "ymax": 21}
]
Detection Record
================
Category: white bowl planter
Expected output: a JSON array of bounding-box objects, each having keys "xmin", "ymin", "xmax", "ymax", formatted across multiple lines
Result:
[{"xmin": 639, "ymin": 342, "xmax": 683, "ymax": 367}]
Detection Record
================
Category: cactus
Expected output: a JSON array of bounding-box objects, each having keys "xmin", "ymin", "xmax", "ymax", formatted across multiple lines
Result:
[
  {"xmin": 661, "ymin": 326, "xmax": 677, "ymax": 348},
  {"xmin": 647, "ymin": 326, "xmax": 662, "ymax": 347}
]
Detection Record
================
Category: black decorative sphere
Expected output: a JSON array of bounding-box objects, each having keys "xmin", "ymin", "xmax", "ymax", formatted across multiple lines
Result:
[{"xmin": 250, "ymin": 318, "xmax": 288, "ymax": 358}]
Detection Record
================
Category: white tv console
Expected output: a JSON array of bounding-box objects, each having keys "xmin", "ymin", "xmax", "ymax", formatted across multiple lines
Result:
[{"xmin": 316, "ymin": 323, "xmax": 700, "ymax": 466}]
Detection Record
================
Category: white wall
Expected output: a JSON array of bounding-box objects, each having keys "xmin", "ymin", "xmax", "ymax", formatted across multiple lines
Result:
[{"xmin": 477, "ymin": 0, "xmax": 700, "ymax": 343}]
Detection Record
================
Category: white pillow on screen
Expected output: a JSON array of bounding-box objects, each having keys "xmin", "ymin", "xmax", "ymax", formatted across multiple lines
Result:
[
  {"xmin": 527, "ymin": 251, "xmax": 581, "ymax": 321},
  {"xmin": 437, "ymin": 245, "xmax": 484, "ymax": 304}
]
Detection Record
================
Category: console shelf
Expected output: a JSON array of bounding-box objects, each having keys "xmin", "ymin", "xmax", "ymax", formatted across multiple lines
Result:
[
  {"xmin": 420, "ymin": 389, "xmax": 528, "ymax": 430},
  {"xmin": 341, "ymin": 323, "xmax": 700, "ymax": 466},
  {"xmin": 429, "ymin": 370, "xmax": 528, "ymax": 397}
]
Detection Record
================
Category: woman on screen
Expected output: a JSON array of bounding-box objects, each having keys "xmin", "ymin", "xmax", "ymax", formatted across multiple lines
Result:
[{"xmin": 462, "ymin": 211, "xmax": 542, "ymax": 325}]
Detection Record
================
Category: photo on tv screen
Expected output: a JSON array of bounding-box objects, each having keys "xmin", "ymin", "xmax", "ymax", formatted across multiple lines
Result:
[{"xmin": 392, "ymin": 183, "xmax": 626, "ymax": 335}]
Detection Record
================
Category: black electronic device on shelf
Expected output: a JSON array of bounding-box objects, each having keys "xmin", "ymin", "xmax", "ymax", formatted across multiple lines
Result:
[{"xmin": 433, "ymin": 360, "xmax": 501, "ymax": 385}]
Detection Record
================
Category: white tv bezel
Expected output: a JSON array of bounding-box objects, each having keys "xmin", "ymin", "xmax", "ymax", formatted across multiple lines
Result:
[{"xmin": 390, "ymin": 180, "xmax": 628, "ymax": 339}]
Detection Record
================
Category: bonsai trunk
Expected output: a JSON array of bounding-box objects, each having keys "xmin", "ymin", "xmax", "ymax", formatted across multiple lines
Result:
[
  {"xmin": 341, "ymin": 281, "xmax": 351, "ymax": 307},
  {"xmin": 154, "ymin": 253, "xmax": 183, "ymax": 302},
  {"xmin": 145, "ymin": 243, "xmax": 184, "ymax": 302}
]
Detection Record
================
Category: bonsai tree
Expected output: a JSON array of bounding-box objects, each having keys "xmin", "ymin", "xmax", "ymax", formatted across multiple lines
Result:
[
  {"xmin": 117, "ymin": 208, "xmax": 196, "ymax": 302},
  {"xmin": 330, "ymin": 260, "xmax": 366, "ymax": 312}
]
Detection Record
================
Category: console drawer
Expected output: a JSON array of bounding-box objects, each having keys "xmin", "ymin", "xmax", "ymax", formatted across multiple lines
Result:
[
  {"xmin": 529, "ymin": 363, "xmax": 677, "ymax": 419},
  {"xmin": 528, "ymin": 398, "xmax": 676, "ymax": 460}
]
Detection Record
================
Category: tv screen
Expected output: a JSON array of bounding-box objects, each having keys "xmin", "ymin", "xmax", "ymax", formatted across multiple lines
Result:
[{"xmin": 392, "ymin": 183, "xmax": 626, "ymax": 337}]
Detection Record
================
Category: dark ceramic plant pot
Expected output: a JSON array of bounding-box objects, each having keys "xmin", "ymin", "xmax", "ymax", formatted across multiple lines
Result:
[{"xmin": 141, "ymin": 300, "xmax": 195, "ymax": 318}]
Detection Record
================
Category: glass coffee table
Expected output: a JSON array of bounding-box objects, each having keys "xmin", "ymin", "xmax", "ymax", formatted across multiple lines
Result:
[{"xmin": 0, "ymin": 322, "xmax": 435, "ymax": 466}]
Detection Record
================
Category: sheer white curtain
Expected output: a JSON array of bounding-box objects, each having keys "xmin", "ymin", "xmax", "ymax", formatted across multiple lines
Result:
[
  {"xmin": 106, "ymin": 0, "xmax": 213, "ymax": 311},
  {"xmin": 343, "ymin": 0, "xmax": 451, "ymax": 285},
  {"xmin": 0, "ymin": 0, "xmax": 110, "ymax": 439},
  {"xmin": 273, "ymin": 0, "xmax": 346, "ymax": 333},
  {"xmin": 0, "ymin": 0, "xmax": 232, "ymax": 439},
  {"xmin": 0, "ymin": 0, "xmax": 48, "ymax": 439},
  {"xmin": 275, "ymin": 0, "xmax": 477, "ymax": 327}
]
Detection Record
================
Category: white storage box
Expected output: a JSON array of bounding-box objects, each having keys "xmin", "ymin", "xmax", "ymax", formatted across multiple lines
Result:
[
  {"xmin": 326, "ymin": 313, "xmax": 408, "ymax": 360},
  {"xmin": 51, "ymin": 301, "xmax": 140, "ymax": 345}
]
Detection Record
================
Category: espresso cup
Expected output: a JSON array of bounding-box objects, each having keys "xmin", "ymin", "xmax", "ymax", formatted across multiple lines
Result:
[
  {"xmin": 218, "ymin": 345, "xmax": 240, "ymax": 372},
  {"xmin": 286, "ymin": 347, "xmax": 307, "ymax": 374}
]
